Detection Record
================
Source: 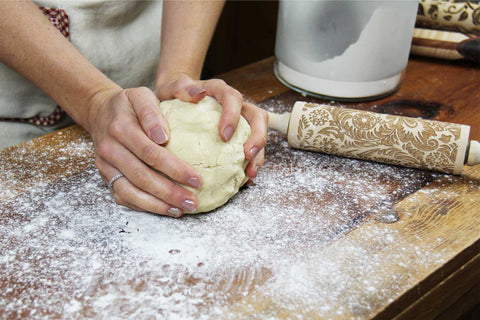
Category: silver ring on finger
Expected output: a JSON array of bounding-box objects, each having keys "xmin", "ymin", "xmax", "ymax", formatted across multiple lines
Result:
[{"xmin": 108, "ymin": 173, "xmax": 125, "ymax": 191}]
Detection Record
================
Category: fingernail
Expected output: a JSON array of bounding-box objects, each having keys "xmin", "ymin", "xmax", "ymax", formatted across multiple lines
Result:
[
  {"xmin": 168, "ymin": 207, "xmax": 182, "ymax": 218},
  {"xmin": 188, "ymin": 86, "xmax": 206, "ymax": 97},
  {"xmin": 186, "ymin": 176, "xmax": 201, "ymax": 189},
  {"xmin": 150, "ymin": 126, "xmax": 168, "ymax": 144},
  {"xmin": 180, "ymin": 199, "xmax": 196, "ymax": 212},
  {"xmin": 223, "ymin": 126, "xmax": 234, "ymax": 141},
  {"xmin": 249, "ymin": 146, "xmax": 259, "ymax": 159}
]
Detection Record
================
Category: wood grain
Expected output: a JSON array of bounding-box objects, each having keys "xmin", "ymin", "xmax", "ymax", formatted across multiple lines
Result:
[
  {"xmin": 217, "ymin": 56, "xmax": 480, "ymax": 319},
  {"xmin": 224, "ymin": 163, "xmax": 480, "ymax": 319},
  {"xmin": 396, "ymin": 253, "xmax": 480, "ymax": 320},
  {"xmin": 0, "ymin": 126, "xmax": 93, "ymax": 201},
  {"xmin": 1, "ymin": 56, "xmax": 479, "ymax": 318},
  {"xmin": 375, "ymin": 164, "xmax": 480, "ymax": 319}
]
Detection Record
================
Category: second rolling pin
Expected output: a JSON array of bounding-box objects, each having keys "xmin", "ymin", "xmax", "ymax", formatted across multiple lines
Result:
[{"xmin": 268, "ymin": 102, "xmax": 480, "ymax": 175}]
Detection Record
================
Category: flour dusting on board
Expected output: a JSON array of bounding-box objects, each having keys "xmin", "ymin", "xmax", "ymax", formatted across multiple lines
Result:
[{"xmin": 1, "ymin": 117, "xmax": 450, "ymax": 319}]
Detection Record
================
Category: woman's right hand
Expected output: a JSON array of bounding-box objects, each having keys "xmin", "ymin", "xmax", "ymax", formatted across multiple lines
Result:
[{"xmin": 86, "ymin": 86, "xmax": 203, "ymax": 218}]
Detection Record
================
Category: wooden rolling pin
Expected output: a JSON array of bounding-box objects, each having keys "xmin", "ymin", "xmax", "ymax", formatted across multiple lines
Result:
[
  {"xmin": 411, "ymin": 28, "xmax": 480, "ymax": 62},
  {"xmin": 268, "ymin": 102, "xmax": 480, "ymax": 174}
]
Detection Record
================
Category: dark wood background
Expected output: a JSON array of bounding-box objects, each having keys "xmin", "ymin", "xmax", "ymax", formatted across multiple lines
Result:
[{"xmin": 203, "ymin": 0, "xmax": 279, "ymax": 78}]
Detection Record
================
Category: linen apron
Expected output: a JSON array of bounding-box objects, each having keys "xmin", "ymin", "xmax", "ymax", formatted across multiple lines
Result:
[{"xmin": 0, "ymin": 0, "xmax": 163, "ymax": 149}]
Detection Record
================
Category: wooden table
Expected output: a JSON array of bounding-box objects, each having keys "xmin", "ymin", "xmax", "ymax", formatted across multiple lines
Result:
[{"xmin": 1, "ymin": 57, "xmax": 479, "ymax": 319}]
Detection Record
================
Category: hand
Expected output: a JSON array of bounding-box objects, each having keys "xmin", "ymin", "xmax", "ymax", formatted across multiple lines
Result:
[
  {"xmin": 86, "ymin": 86, "xmax": 203, "ymax": 218},
  {"xmin": 155, "ymin": 73, "xmax": 268, "ymax": 179}
]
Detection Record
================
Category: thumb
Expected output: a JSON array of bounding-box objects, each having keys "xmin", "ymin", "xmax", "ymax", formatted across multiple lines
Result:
[
  {"xmin": 125, "ymin": 87, "xmax": 170, "ymax": 145},
  {"xmin": 156, "ymin": 75, "xmax": 207, "ymax": 103}
]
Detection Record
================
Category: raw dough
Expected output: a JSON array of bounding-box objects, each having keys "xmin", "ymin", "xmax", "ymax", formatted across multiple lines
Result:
[{"xmin": 159, "ymin": 96, "xmax": 251, "ymax": 213}]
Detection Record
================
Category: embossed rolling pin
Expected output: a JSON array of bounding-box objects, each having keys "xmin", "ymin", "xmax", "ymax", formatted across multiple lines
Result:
[{"xmin": 267, "ymin": 102, "xmax": 480, "ymax": 174}]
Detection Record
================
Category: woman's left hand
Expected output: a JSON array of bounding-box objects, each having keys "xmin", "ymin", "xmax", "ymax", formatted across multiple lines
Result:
[{"xmin": 155, "ymin": 73, "xmax": 268, "ymax": 179}]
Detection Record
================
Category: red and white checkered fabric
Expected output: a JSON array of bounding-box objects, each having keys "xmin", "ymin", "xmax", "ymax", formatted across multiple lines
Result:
[
  {"xmin": 39, "ymin": 7, "xmax": 70, "ymax": 39},
  {"xmin": 0, "ymin": 7, "xmax": 69, "ymax": 126}
]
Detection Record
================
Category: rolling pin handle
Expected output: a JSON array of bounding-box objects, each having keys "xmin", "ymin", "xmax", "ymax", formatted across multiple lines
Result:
[
  {"xmin": 467, "ymin": 140, "xmax": 480, "ymax": 166},
  {"xmin": 267, "ymin": 111, "xmax": 291, "ymax": 136}
]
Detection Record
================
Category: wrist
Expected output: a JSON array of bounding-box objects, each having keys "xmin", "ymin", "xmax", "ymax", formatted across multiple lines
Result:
[{"xmin": 81, "ymin": 84, "xmax": 123, "ymax": 134}]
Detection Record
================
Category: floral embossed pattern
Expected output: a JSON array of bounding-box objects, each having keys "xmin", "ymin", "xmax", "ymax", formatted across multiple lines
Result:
[
  {"xmin": 417, "ymin": 0, "xmax": 480, "ymax": 35},
  {"xmin": 291, "ymin": 102, "xmax": 469, "ymax": 174}
]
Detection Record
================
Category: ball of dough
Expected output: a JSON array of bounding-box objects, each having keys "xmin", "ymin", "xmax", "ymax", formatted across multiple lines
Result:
[{"xmin": 159, "ymin": 96, "xmax": 251, "ymax": 214}]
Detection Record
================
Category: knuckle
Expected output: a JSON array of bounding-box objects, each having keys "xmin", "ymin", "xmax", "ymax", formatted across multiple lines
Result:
[
  {"xmin": 130, "ymin": 86, "xmax": 150, "ymax": 97},
  {"xmin": 229, "ymin": 88, "xmax": 243, "ymax": 100},
  {"xmin": 139, "ymin": 108, "xmax": 160, "ymax": 126},
  {"xmin": 161, "ymin": 188, "xmax": 177, "ymax": 204},
  {"xmin": 162, "ymin": 183, "xmax": 187, "ymax": 205},
  {"xmin": 131, "ymin": 167, "xmax": 150, "ymax": 188},
  {"xmin": 211, "ymin": 79, "xmax": 227, "ymax": 86},
  {"xmin": 137, "ymin": 86, "xmax": 151, "ymax": 93},
  {"xmin": 141, "ymin": 144, "xmax": 164, "ymax": 167},
  {"xmin": 95, "ymin": 141, "xmax": 111, "ymax": 159},
  {"xmin": 150, "ymin": 203, "xmax": 169, "ymax": 216},
  {"xmin": 107, "ymin": 119, "xmax": 124, "ymax": 139},
  {"xmin": 170, "ymin": 166, "xmax": 185, "ymax": 182},
  {"xmin": 177, "ymin": 76, "xmax": 192, "ymax": 88},
  {"xmin": 206, "ymin": 79, "xmax": 227, "ymax": 91},
  {"xmin": 219, "ymin": 89, "xmax": 242, "ymax": 110}
]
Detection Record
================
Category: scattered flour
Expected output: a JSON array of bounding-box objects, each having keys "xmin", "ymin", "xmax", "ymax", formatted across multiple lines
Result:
[{"xmin": 1, "ymin": 105, "xmax": 453, "ymax": 319}]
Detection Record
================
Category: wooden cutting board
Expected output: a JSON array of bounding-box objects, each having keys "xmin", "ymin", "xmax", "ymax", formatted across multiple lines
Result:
[{"xmin": 0, "ymin": 56, "xmax": 479, "ymax": 319}]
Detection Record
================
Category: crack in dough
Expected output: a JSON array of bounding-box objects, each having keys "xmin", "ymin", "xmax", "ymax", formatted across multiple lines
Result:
[{"xmin": 159, "ymin": 96, "xmax": 251, "ymax": 213}]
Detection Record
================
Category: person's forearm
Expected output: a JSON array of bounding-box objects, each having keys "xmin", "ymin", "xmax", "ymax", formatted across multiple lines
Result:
[
  {"xmin": 0, "ymin": 0, "xmax": 119, "ymax": 131},
  {"xmin": 156, "ymin": 0, "xmax": 224, "ymax": 86}
]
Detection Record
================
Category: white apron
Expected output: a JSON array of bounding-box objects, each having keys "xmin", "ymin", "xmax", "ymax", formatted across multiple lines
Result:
[{"xmin": 0, "ymin": 0, "xmax": 163, "ymax": 149}]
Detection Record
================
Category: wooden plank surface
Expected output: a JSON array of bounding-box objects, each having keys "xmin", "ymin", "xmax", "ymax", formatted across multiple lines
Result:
[
  {"xmin": 219, "ymin": 56, "xmax": 480, "ymax": 319},
  {"xmin": 0, "ymin": 126, "xmax": 94, "ymax": 202},
  {"xmin": 0, "ymin": 56, "xmax": 479, "ymax": 319}
]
